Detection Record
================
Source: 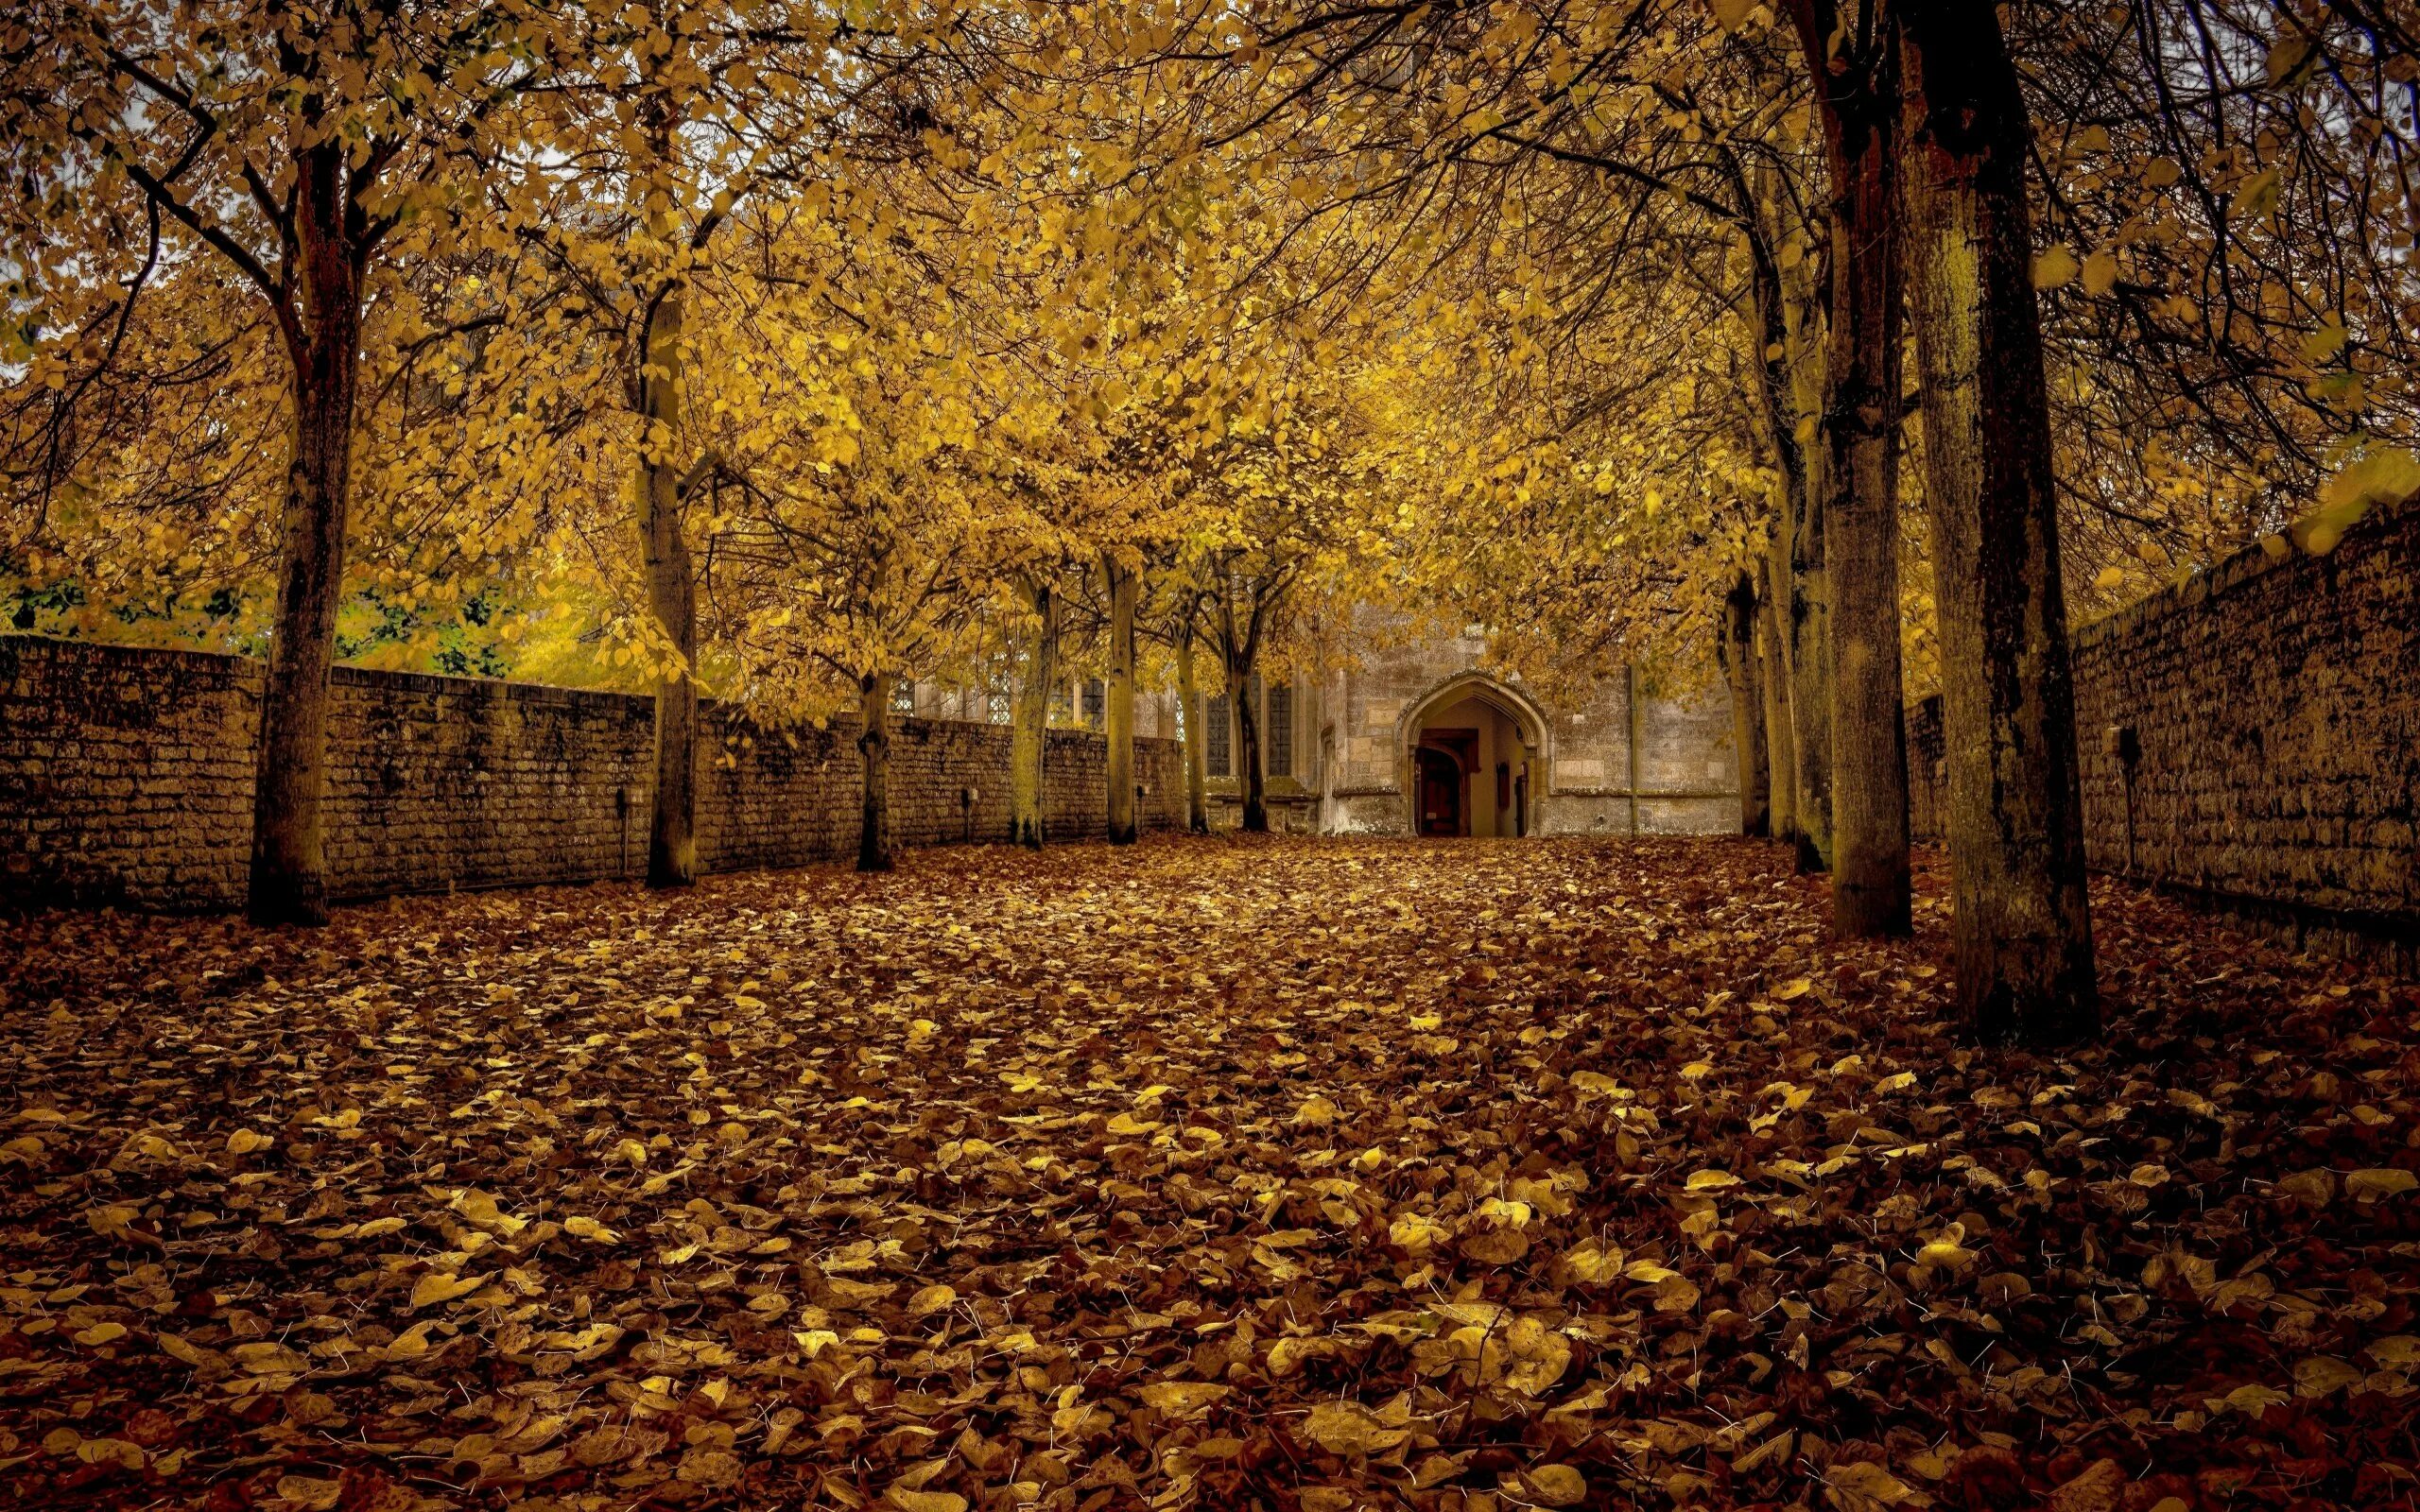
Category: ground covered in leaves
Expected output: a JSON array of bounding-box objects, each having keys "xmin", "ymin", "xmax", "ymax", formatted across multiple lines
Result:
[{"xmin": 3, "ymin": 837, "xmax": 2419, "ymax": 1512}]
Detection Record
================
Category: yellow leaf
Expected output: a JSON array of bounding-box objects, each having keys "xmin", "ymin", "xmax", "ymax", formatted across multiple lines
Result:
[
  {"xmin": 2346, "ymin": 1167, "xmax": 2418, "ymax": 1202},
  {"xmin": 1918, "ymin": 1241, "xmax": 1976, "ymax": 1272},
  {"xmin": 226, "ymin": 1129, "xmax": 273, "ymax": 1156},
  {"xmin": 2082, "ymin": 249, "xmax": 2120, "ymax": 297},
  {"xmin": 74, "ymin": 1321, "xmax": 129, "ymax": 1347},
  {"xmin": 2093, "ymin": 565, "xmax": 2126, "ymax": 591},
  {"xmin": 1137, "ymin": 1382, "xmax": 1229, "ymax": 1418},
  {"xmin": 2293, "ymin": 1355, "xmax": 2363, "ymax": 1397},
  {"xmin": 1828, "ymin": 1460, "xmax": 1915, "ymax": 1505},
  {"xmin": 1518, "ymin": 1463, "xmax": 1589, "ymax": 1506},
  {"xmin": 409, "ymin": 1271, "xmax": 486, "ymax": 1310},
  {"xmin": 1561, "ymin": 1240, "xmax": 1625, "ymax": 1283},
  {"xmin": 2031, "ymin": 245, "xmax": 2080, "ymax": 290},
  {"xmin": 2237, "ymin": 167, "xmax": 2283, "ymax": 219},
  {"xmin": 562, "ymin": 1215, "xmax": 619, "ymax": 1244},
  {"xmin": 1684, "ymin": 1170, "xmax": 1740, "ymax": 1192},
  {"xmin": 1301, "ymin": 1400, "xmax": 1411, "ymax": 1456},
  {"xmin": 1707, "ymin": 0, "xmax": 1755, "ymax": 34}
]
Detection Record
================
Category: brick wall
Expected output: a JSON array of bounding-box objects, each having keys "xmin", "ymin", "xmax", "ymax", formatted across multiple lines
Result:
[
  {"xmin": 0, "ymin": 636, "xmax": 1183, "ymax": 913},
  {"xmin": 1908, "ymin": 498, "xmax": 2419, "ymax": 950}
]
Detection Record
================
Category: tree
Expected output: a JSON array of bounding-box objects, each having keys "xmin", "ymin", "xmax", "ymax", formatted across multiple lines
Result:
[
  {"xmin": 1007, "ymin": 572, "xmax": 1063, "ymax": 849},
  {"xmin": 1783, "ymin": 0, "xmax": 1912, "ymax": 936},
  {"xmin": 5, "ymin": 0, "xmax": 544, "ymax": 922},
  {"xmin": 1720, "ymin": 571, "xmax": 1772, "ymax": 836},
  {"xmin": 1172, "ymin": 598, "xmax": 1212, "ymax": 833},
  {"xmin": 1103, "ymin": 551, "xmax": 1141, "ymax": 844},
  {"xmin": 1899, "ymin": 1, "xmax": 2098, "ymax": 1043}
]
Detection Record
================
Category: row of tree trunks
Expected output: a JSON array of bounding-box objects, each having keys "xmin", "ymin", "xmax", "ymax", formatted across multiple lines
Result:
[
  {"xmin": 1900, "ymin": 0, "xmax": 2098, "ymax": 1043},
  {"xmin": 843, "ymin": 556, "xmax": 1171, "ymax": 867},
  {"xmin": 1741, "ymin": 0, "xmax": 2096, "ymax": 1043},
  {"xmin": 1720, "ymin": 572, "xmax": 1772, "ymax": 837}
]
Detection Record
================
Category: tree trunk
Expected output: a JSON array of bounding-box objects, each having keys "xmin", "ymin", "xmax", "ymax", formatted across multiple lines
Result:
[
  {"xmin": 637, "ymin": 277, "xmax": 698, "ymax": 889},
  {"xmin": 1721, "ymin": 573, "xmax": 1772, "ymax": 837},
  {"xmin": 248, "ymin": 143, "xmax": 357, "ymax": 927},
  {"xmin": 1176, "ymin": 618, "xmax": 1209, "ymax": 833},
  {"xmin": 1810, "ymin": 27, "xmax": 1913, "ymax": 936},
  {"xmin": 1901, "ymin": 1, "xmax": 2097, "ymax": 1044},
  {"xmin": 1755, "ymin": 554, "xmax": 1798, "ymax": 847},
  {"xmin": 1231, "ymin": 664, "xmax": 1268, "ymax": 833},
  {"xmin": 1739, "ymin": 153, "xmax": 1829, "ymax": 871},
  {"xmin": 1104, "ymin": 554, "xmax": 1138, "ymax": 844},
  {"xmin": 856, "ymin": 671, "xmax": 893, "ymax": 872},
  {"xmin": 1009, "ymin": 578, "xmax": 1058, "ymax": 848},
  {"xmin": 1787, "ymin": 461, "xmax": 1834, "ymax": 874}
]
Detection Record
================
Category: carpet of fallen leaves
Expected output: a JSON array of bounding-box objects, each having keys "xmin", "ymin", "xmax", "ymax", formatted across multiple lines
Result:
[{"xmin": 3, "ymin": 836, "xmax": 2419, "ymax": 1512}]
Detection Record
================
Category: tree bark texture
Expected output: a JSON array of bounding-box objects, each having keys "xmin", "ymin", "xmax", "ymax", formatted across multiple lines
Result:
[
  {"xmin": 1105, "ymin": 555, "xmax": 1138, "ymax": 844},
  {"xmin": 637, "ymin": 277, "xmax": 699, "ymax": 890},
  {"xmin": 1787, "ymin": 455, "xmax": 1834, "ymax": 874},
  {"xmin": 1900, "ymin": 0, "xmax": 2099, "ymax": 1043},
  {"xmin": 856, "ymin": 671, "xmax": 893, "ymax": 873},
  {"xmin": 1230, "ymin": 665, "xmax": 1267, "ymax": 833},
  {"xmin": 1721, "ymin": 573, "xmax": 1772, "ymax": 837},
  {"xmin": 249, "ymin": 143, "xmax": 358, "ymax": 928},
  {"xmin": 1177, "ymin": 617, "xmax": 1209, "ymax": 833},
  {"xmin": 1009, "ymin": 579, "xmax": 1058, "ymax": 849},
  {"xmin": 1809, "ymin": 19, "xmax": 1913, "ymax": 936},
  {"xmin": 1754, "ymin": 555, "xmax": 1798, "ymax": 847}
]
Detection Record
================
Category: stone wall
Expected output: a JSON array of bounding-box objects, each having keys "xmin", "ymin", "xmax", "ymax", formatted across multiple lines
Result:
[
  {"xmin": 0, "ymin": 636, "xmax": 1184, "ymax": 913},
  {"xmin": 1908, "ymin": 498, "xmax": 2419, "ymax": 953}
]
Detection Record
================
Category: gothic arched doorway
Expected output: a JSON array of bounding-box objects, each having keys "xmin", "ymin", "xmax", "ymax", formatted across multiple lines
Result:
[{"xmin": 1401, "ymin": 673, "xmax": 1548, "ymax": 838}]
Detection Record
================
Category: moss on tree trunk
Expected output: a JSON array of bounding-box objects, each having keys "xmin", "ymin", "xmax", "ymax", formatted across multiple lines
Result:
[{"xmin": 1901, "ymin": 1, "xmax": 2098, "ymax": 1044}]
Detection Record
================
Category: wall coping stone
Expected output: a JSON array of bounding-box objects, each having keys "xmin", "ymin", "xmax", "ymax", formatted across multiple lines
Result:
[{"xmin": 2068, "ymin": 491, "xmax": 2418, "ymax": 656}]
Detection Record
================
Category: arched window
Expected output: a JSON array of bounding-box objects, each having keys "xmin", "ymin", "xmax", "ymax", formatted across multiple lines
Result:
[
  {"xmin": 1205, "ymin": 694, "xmax": 1232, "ymax": 777},
  {"xmin": 1268, "ymin": 684, "xmax": 1294, "ymax": 778}
]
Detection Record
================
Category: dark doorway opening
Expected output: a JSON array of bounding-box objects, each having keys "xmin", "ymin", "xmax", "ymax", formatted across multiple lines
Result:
[{"xmin": 1416, "ymin": 746, "xmax": 1465, "ymax": 836}]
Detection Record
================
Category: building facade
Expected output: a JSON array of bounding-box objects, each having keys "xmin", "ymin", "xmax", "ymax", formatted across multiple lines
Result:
[{"xmin": 1201, "ymin": 618, "xmax": 1741, "ymax": 836}]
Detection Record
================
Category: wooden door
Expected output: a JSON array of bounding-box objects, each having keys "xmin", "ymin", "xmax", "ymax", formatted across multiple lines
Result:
[{"xmin": 1417, "ymin": 748, "xmax": 1463, "ymax": 836}]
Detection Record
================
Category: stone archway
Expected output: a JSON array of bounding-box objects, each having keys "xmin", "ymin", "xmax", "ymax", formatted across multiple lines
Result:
[{"xmin": 1397, "ymin": 673, "xmax": 1551, "ymax": 838}]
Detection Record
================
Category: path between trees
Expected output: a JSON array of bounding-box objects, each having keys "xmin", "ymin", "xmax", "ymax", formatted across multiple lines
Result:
[{"xmin": 2, "ymin": 837, "xmax": 2415, "ymax": 1510}]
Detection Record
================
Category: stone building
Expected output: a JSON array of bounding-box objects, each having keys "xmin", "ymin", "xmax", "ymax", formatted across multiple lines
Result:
[{"xmin": 1199, "ymin": 616, "xmax": 1742, "ymax": 836}]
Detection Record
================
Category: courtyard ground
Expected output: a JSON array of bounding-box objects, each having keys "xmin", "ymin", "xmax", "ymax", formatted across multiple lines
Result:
[{"xmin": 1, "ymin": 835, "xmax": 2416, "ymax": 1512}]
